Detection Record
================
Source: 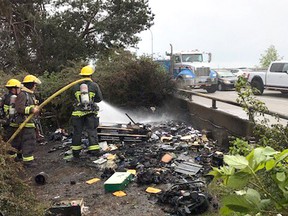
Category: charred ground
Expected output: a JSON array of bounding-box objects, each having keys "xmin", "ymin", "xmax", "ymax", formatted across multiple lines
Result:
[{"xmin": 23, "ymin": 120, "xmax": 222, "ymax": 216}]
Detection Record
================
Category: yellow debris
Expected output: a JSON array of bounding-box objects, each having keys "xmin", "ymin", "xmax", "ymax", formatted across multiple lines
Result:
[
  {"xmin": 86, "ymin": 178, "xmax": 100, "ymax": 185},
  {"xmin": 113, "ymin": 191, "xmax": 127, "ymax": 197},
  {"xmin": 127, "ymin": 169, "xmax": 136, "ymax": 175},
  {"xmin": 145, "ymin": 187, "xmax": 162, "ymax": 194}
]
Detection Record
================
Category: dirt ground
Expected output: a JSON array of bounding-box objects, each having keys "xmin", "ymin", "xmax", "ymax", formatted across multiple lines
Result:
[
  {"xmin": 22, "ymin": 121, "xmax": 220, "ymax": 216},
  {"xmin": 24, "ymin": 143, "xmax": 167, "ymax": 215}
]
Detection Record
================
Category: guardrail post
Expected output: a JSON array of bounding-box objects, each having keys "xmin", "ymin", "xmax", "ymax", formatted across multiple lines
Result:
[{"xmin": 212, "ymin": 99, "xmax": 217, "ymax": 109}]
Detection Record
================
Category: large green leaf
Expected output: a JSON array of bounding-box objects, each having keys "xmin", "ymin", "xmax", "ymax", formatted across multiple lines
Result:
[
  {"xmin": 245, "ymin": 188, "xmax": 261, "ymax": 209},
  {"xmin": 262, "ymin": 146, "xmax": 279, "ymax": 156},
  {"xmin": 246, "ymin": 149, "xmax": 256, "ymax": 170},
  {"xmin": 227, "ymin": 172, "xmax": 250, "ymax": 189},
  {"xmin": 254, "ymin": 162, "xmax": 265, "ymax": 172},
  {"xmin": 253, "ymin": 148, "xmax": 266, "ymax": 164},
  {"xmin": 224, "ymin": 155, "xmax": 248, "ymax": 169},
  {"xmin": 276, "ymin": 172, "xmax": 286, "ymax": 182},
  {"xmin": 208, "ymin": 167, "xmax": 222, "ymax": 178},
  {"xmin": 275, "ymin": 149, "xmax": 288, "ymax": 163},
  {"xmin": 220, "ymin": 165, "xmax": 235, "ymax": 175},
  {"xmin": 219, "ymin": 206, "xmax": 234, "ymax": 215},
  {"xmin": 259, "ymin": 199, "xmax": 271, "ymax": 209},
  {"xmin": 265, "ymin": 159, "xmax": 276, "ymax": 171},
  {"xmin": 222, "ymin": 195, "xmax": 254, "ymax": 213}
]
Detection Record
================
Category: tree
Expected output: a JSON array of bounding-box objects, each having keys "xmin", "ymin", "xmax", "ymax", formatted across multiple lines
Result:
[
  {"xmin": 259, "ymin": 45, "xmax": 282, "ymax": 68},
  {"xmin": 96, "ymin": 49, "xmax": 175, "ymax": 107},
  {"xmin": 0, "ymin": 0, "xmax": 154, "ymax": 73}
]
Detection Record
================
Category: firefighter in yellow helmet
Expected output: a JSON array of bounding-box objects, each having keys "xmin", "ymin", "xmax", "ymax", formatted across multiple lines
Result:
[
  {"xmin": 13, "ymin": 75, "xmax": 41, "ymax": 167},
  {"xmin": 0, "ymin": 79, "xmax": 22, "ymax": 142},
  {"xmin": 70, "ymin": 66, "xmax": 103, "ymax": 160}
]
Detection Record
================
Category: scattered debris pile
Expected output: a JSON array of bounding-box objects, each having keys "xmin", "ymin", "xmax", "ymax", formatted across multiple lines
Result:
[{"xmin": 44, "ymin": 120, "xmax": 224, "ymax": 215}]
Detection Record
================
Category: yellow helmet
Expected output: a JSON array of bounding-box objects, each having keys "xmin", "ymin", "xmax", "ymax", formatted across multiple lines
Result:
[
  {"xmin": 79, "ymin": 66, "xmax": 94, "ymax": 76},
  {"xmin": 5, "ymin": 79, "xmax": 21, "ymax": 88},
  {"xmin": 22, "ymin": 75, "xmax": 42, "ymax": 84}
]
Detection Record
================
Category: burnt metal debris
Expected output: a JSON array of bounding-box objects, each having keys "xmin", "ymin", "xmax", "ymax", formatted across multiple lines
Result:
[
  {"xmin": 46, "ymin": 120, "xmax": 224, "ymax": 215},
  {"xmin": 158, "ymin": 181, "xmax": 211, "ymax": 215}
]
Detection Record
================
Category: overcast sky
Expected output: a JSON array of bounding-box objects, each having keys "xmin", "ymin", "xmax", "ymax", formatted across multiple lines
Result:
[{"xmin": 134, "ymin": 0, "xmax": 288, "ymax": 68}]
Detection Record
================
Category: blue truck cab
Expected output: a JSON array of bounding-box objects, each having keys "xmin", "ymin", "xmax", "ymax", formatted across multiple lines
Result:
[{"xmin": 157, "ymin": 50, "xmax": 218, "ymax": 93}]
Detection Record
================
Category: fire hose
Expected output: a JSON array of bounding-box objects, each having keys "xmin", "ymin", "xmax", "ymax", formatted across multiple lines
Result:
[{"xmin": 7, "ymin": 78, "xmax": 92, "ymax": 144}]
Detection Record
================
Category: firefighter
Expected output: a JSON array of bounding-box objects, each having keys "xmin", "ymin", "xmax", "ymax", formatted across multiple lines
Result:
[
  {"xmin": 0, "ymin": 79, "xmax": 22, "ymax": 143},
  {"xmin": 14, "ymin": 75, "xmax": 41, "ymax": 167},
  {"xmin": 71, "ymin": 65, "xmax": 103, "ymax": 159}
]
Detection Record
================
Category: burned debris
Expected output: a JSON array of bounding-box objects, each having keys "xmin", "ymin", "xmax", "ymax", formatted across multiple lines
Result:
[
  {"xmin": 43, "ymin": 119, "xmax": 224, "ymax": 215},
  {"xmin": 158, "ymin": 181, "xmax": 211, "ymax": 215}
]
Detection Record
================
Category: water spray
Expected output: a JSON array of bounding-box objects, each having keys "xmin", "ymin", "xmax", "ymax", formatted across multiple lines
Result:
[{"xmin": 7, "ymin": 78, "xmax": 92, "ymax": 143}]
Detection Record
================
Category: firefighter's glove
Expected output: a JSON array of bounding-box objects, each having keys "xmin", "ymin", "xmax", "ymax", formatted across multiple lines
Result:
[{"xmin": 32, "ymin": 106, "xmax": 40, "ymax": 114}]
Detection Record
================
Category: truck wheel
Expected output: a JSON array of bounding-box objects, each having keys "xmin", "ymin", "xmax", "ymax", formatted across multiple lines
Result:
[
  {"xmin": 251, "ymin": 80, "xmax": 264, "ymax": 95},
  {"xmin": 206, "ymin": 84, "xmax": 217, "ymax": 93}
]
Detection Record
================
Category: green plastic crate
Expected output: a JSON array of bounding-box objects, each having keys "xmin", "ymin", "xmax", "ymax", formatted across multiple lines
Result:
[{"xmin": 104, "ymin": 172, "xmax": 132, "ymax": 192}]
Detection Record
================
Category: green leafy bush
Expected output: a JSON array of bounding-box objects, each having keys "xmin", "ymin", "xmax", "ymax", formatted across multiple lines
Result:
[
  {"xmin": 229, "ymin": 138, "xmax": 252, "ymax": 156},
  {"xmin": 37, "ymin": 51, "xmax": 175, "ymax": 128},
  {"xmin": 209, "ymin": 146, "xmax": 288, "ymax": 215},
  {"xmin": 96, "ymin": 50, "xmax": 175, "ymax": 108},
  {"xmin": 0, "ymin": 138, "xmax": 46, "ymax": 216},
  {"xmin": 235, "ymin": 77, "xmax": 288, "ymax": 150},
  {"xmin": 38, "ymin": 63, "xmax": 81, "ymax": 129}
]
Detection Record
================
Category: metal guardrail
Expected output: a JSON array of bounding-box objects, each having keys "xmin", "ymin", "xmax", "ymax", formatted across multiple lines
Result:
[{"xmin": 177, "ymin": 89, "xmax": 288, "ymax": 121}]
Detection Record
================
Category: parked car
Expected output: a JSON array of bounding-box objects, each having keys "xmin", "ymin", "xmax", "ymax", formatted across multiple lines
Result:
[
  {"xmin": 214, "ymin": 69, "xmax": 238, "ymax": 91},
  {"xmin": 230, "ymin": 68, "xmax": 253, "ymax": 78}
]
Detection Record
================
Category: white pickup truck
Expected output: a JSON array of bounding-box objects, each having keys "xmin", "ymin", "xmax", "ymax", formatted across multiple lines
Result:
[{"xmin": 247, "ymin": 61, "xmax": 288, "ymax": 95}]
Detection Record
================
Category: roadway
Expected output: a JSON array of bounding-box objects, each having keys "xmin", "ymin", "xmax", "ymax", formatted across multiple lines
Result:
[{"xmin": 185, "ymin": 89, "xmax": 288, "ymax": 125}]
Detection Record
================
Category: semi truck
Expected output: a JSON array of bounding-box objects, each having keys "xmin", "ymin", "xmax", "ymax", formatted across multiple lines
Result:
[
  {"xmin": 247, "ymin": 61, "xmax": 288, "ymax": 95},
  {"xmin": 156, "ymin": 44, "xmax": 218, "ymax": 93}
]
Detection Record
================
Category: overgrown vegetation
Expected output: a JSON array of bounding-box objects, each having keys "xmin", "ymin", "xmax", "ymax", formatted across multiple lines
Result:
[
  {"xmin": 234, "ymin": 76, "xmax": 288, "ymax": 150},
  {"xmin": 229, "ymin": 138, "xmax": 252, "ymax": 156},
  {"xmin": 30, "ymin": 51, "xmax": 174, "ymax": 129},
  {"xmin": 209, "ymin": 146, "xmax": 288, "ymax": 215},
  {"xmin": 96, "ymin": 50, "xmax": 175, "ymax": 107},
  {"xmin": 0, "ymin": 139, "xmax": 46, "ymax": 216},
  {"xmin": 209, "ymin": 77, "xmax": 288, "ymax": 215},
  {"xmin": 0, "ymin": 0, "xmax": 154, "ymax": 73}
]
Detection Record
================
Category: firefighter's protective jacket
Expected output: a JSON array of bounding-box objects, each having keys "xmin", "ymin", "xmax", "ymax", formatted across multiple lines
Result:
[
  {"xmin": 2, "ymin": 92, "xmax": 12, "ymax": 116},
  {"xmin": 72, "ymin": 80, "xmax": 103, "ymax": 117},
  {"xmin": 15, "ymin": 87, "xmax": 38, "ymax": 128}
]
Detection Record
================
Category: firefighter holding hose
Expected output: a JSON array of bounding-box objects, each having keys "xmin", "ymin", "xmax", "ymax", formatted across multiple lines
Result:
[
  {"xmin": 70, "ymin": 66, "xmax": 103, "ymax": 160},
  {"xmin": 14, "ymin": 75, "xmax": 41, "ymax": 167}
]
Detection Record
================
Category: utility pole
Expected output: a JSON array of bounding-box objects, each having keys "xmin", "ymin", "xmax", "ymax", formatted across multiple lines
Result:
[{"xmin": 148, "ymin": 29, "xmax": 153, "ymax": 59}]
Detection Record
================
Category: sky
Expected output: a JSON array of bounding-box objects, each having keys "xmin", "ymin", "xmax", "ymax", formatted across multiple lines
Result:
[{"xmin": 133, "ymin": 0, "xmax": 288, "ymax": 68}]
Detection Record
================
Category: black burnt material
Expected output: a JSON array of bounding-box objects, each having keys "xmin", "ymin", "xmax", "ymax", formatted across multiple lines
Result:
[{"xmin": 157, "ymin": 181, "xmax": 211, "ymax": 215}]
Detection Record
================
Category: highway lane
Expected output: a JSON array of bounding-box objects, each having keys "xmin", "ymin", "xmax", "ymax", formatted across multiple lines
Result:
[{"xmin": 185, "ymin": 89, "xmax": 288, "ymax": 125}]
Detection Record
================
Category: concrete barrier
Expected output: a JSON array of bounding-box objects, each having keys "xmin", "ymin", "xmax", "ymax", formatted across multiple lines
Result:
[{"xmin": 167, "ymin": 96, "xmax": 253, "ymax": 147}]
